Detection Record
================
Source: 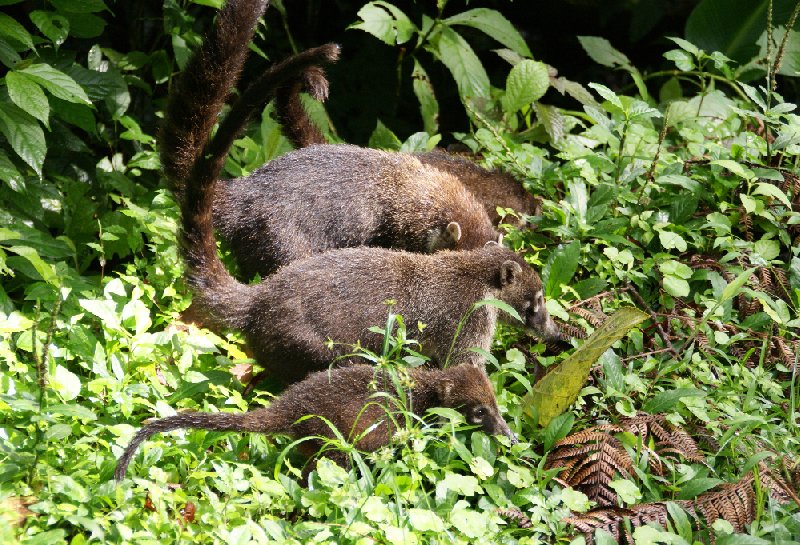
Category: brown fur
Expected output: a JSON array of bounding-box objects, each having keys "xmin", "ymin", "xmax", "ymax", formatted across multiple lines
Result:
[
  {"xmin": 162, "ymin": 0, "xmax": 559, "ymax": 388},
  {"xmin": 115, "ymin": 364, "xmax": 516, "ymax": 481},
  {"xmin": 213, "ymin": 144, "xmax": 501, "ymax": 278}
]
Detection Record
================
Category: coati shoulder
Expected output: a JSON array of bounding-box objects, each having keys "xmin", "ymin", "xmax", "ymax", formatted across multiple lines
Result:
[
  {"xmin": 115, "ymin": 363, "xmax": 516, "ymax": 481},
  {"xmin": 161, "ymin": 0, "xmax": 559, "ymax": 388},
  {"xmin": 212, "ymin": 143, "xmax": 501, "ymax": 278}
]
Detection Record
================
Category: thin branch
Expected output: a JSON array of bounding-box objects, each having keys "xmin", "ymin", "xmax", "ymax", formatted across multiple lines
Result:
[{"xmin": 625, "ymin": 282, "xmax": 679, "ymax": 358}]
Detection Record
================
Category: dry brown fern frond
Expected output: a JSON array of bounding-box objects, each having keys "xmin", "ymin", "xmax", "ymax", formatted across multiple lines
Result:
[
  {"xmin": 545, "ymin": 430, "xmax": 634, "ymax": 504},
  {"xmin": 567, "ymin": 463, "xmax": 799, "ymax": 544},
  {"xmin": 496, "ymin": 508, "xmax": 532, "ymax": 529},
  {"xmin": 571, "ymin": 306, "xmax": 607, "ymax": 328},
  {"xmin": 618, "ymin": 414, "xmax": 704, "ymax": 465}
]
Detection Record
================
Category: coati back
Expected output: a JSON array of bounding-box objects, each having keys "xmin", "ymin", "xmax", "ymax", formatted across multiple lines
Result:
[
  {"xmin": 163, "ymin": 0, "xmax": 559, "ymax": 386},
  {"xmin": 115, "ymin": 364, "xmax": 516, "ymax": 481},
  {"xmin": 213, "ymin": 144, "xmax": 501, "ymax": 278}
]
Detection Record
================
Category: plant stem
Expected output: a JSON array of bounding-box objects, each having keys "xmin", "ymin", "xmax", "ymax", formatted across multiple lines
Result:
[{"xmin": 644, "ymin": 70, "xmax": 750, "ymax": 102}]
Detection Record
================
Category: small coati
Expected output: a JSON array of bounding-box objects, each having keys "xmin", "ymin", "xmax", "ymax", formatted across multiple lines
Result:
[
  {"xmin": 165, "ymin": 0, "xmax": 560, "ymax": 386},
  {"xmin": 115, "ymin": 364, "xmax": 517, "ymax": 481}
]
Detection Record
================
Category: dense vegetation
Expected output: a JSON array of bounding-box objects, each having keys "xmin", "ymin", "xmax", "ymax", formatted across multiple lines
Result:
[{"xmin": 1, "ymin": 0, "xmax": 799, "ymax": 543}]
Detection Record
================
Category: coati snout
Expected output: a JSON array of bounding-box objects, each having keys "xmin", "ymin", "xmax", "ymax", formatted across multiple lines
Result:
[{"xmin": 114, "ymin": 364, "xmax": 516, "ymax": 482}]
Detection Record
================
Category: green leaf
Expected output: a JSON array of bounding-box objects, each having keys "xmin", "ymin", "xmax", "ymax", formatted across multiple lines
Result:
[
  {"xmin": 29, "ymin": 11, "xmax": 69, "ymax": 45},
  {"xmin": 523, "ymin": 307, "xmax": 648, "ymax": 426},
  {"xmin": 662, "ymin": 275, "xmax": 690, "ymax": 297},
  {"xmin": 350, "ymin": 2, "xmax": 413, "ymax": 45},
  {"xmin": 545, "ymin": 240, "xmax": 580, "ymax": 298},
  {"xmin": 577, "ymin": 36, "xmax": 631, "ymax": 67},
  {"xmin": 677, "ymin": 477, "xmax": 724, "ymax": 500},
  {"xmin": 587, "ymin": 82, "xmax": 623, "ymax": 110},
  {"xmin": 411, "ymin": 59, "xmax": 439, "ymax": 134},
  {"xmin": 473, "ymin": 298, "xmax": 522, "ymax": 323},
  {"xmin": 0, "ymin": 12, "xmax": 34, "ymax": 50},
  {"xmin": 656, "ymin": 174, "xmax": 701, "ymax": 193},
  {"xmin": 47, "ymin": 0, "xmax": 107, "ymax": 13},
  {"xmin": 408, "ymin": 509, "xmax": 445, "ymax": 532},
  {"xmin": 444, "ymin": 8, "xmax": 531, "ymax": 57},
  {"xmin": 609, "ymin": 478, "xmax": 642, "ymax": 504},
  {"xmin": 18, "ymin": 64, "xmax": 91, "ymax": 105},
  {"xmin": 429, "ymin": 25, "xmax": 489, "ymax": 99},
  {"xmin": 52, "ymin": 364, "xmax": 82, "ymax": 401},
  {"xmin": 642, "ymin": 388, "xmax": 705, "ymax": 413},
  {"xmin": 0, "ymin": 36, "xmax": 21, "ymax": 68},
  {"xmin": 658, "ymin": 230, "xmax": 687, "ymax": 252},
  {"xmin": 503, "ymin": 59, "xmax": 549, "ymax": 113},
  {"xmin": 710, "ymin": 159, "xmax": 754, "ymax": 180},
  {"xmin": 368, "ymin": 120, "xmax": 401, "ymax": 150},
  {"xmin": 60, "ymin": 11, "xmax": 104, "ymax": 38},
  {"xmin": 48, "ymin": 403, "xmax": 97, "ymax": 421},
  {"xmin": 543, "ymin": 412, "xmax": 574, "ymax": 452},
  {"xmin": 6, "ymin": 72, "xmax": 49, "ymax": 126},
  {"xmin": 7, "ymin": 245, "xmax": 56, "ymax": 284},
  {"xmin": 0, "ymin": 101, "xmax": 46, "ymax": 175},
  {"xmin": 754, "ymin": 239, "xmax": 779, "ymax": 261},
  {"xmin": 752, "ymin": 182, "xmax": 793, "ymax": 208}
]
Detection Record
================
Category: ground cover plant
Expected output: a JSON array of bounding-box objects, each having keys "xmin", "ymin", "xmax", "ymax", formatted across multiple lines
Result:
[{"xmin": 1, "ymin": 0, "xmax": 800, "ymax": 543}]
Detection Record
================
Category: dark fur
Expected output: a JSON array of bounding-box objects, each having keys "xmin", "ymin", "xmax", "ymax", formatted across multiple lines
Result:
[
  {"xmin": 115, "ymin": 364, "xmax": 516, "ymax": 481},
  {"xmin": 213, "ymin": 144, "xmax": 501, "ymax": 278},
  {"xmin": 163, "ymin": 0, "xmax": 558, "ymax": 387}
]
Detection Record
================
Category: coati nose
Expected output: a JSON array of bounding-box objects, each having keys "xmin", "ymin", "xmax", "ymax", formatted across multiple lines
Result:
[{"xmin": 494, "ymin": 418, "xmax": 518, "ymax": 444}]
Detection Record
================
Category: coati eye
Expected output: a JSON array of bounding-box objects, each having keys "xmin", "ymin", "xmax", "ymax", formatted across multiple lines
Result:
[{"xmin": 470, "ymin": 406, "xmax": 487, "ymax": 422}]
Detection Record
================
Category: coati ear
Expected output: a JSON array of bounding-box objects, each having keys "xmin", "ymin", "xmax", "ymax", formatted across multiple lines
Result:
[
  {"xmin": 484, "ymin": 240, "xmax": 499, "ymax": 247},
  {"xmin": 500, "ymin": 260, "xmax": 522, "ymax": 287},
  {"xmin": 497, "ymin": 233, "xmax": 504, "ymax": 244},
  {"xmin": 446, "ymin": 221, "xmax": 462, "ymax": 243}
]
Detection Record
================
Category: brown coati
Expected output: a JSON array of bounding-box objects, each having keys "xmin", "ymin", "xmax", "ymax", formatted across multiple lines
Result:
[
  {"xmin": 212, "ymin": 144, "xmax": 501, "ymax": 278},
  {"xmin": 164, "ymin": 0, "xmax": 559, "ymax": 386},
  {"xmin": 115, "ymin": 363, "xmax": 516, "ymax": 481}
]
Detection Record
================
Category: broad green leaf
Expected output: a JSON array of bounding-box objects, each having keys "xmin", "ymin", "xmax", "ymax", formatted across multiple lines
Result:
[
  {"xmin": 533, "ymin": 102, "xmax": 565, "ymax": 143},
  {"xmin": 587, "ymin": 82, "xmax": 623, "ymax": 110},
  {"xmin": 411, "ymin": 60, "xmax": 439, "ymax": 134},
  {"xmin": 48, "ymin": 0, "xmax": 107, "ymax": 13},
  {"xmin": 368, "ymin": 120, "xmax": 401, "ymax": 150},
  {"xmin": 0, "ymin": 100, "xmax": 46, "ymax": 175},
  {"xmin": 29, "ymin": 11, "xmax": 69, "ymax": 45},
  {"xmin": 677, "ymin": 477, "xmax": 724, "ymax": 500},
  {"xmin": 752, "ymin": 182, "xmax": 793, "ymax": 208},
  {"xmin": 18, "ymin": 64, "xmax": 91, "ymax": 105},
  {"xmin": 7, "ymin": 245, "xmax": 56, "ymax": 284},
  {"xmin": 754, "ymin": 239, "xmax": 779, "ymax": 261},
  {"xmin": 6, "ymin": 72, "xmax": 49, "ymax": 126},
  {"xmin": 52, "ymin": 364, "xmax": 81, "ymax": 401},
  {"xmin": 445, "ymin": 8, "xmax": 531, "ymax": 57},
  {"xmin": 577, "ymin": 36, "xmax": 631, "ymax": 67},
  {"xmin": 0, "ymin": 311, "xmax": 33, "ymax": 333},
  {"xmin": 658, "ymin": 230, "xmax": 687, "ymax": 252},
  {"xmin": 663, "ymin": 275, "xmax": 690, "ymax": 297},
  {"xmin": 503, "ymin": 59, "xmax": 549, "ymax": 113},
  {"xmin": 429, "ymin": 25, "xmax": 489, "ymax": 99},
  {"xmin": 642, "ymin": 388, "xmax": 705, "ymax": 413},
  {"xmin": 666, "ymin": 36, "xmax": 702, "ymax": 56},
  {"xmin": 710, "ymin": 159, "xmax": 754, "ymax": 180},
  {"xmin": 473, "ymin": 298, "xmax": 522, "ymax": 323},
  {"xmin": 543, "ymin": 412, "xmax": 574, "ymax": 452},
  {"xmin": 435, "ymin": 472, "xmax": 482, "ymax": 500},
  {"xmin": 350, "ymin": 3, "xmax": 400, "ymax": 45},
  {"xmin": 0, "ymin": 12, "xmax": 34, "ymax": 50},
  {"xmin": 0, "ymin": 36, "xmax": 21, "ymax": 68},
  {"xmin": 522, "ymin": 307, "xmax": 648, "ymax": 426},
  {"xmin": 656, "ymin": 174, "xmax": 701, "ymax": 193},
  {"xmin": 408, "ymin": 509, "xmax": 445, "ymax": 532},
  {"xmin": 61, "ymin": 11, "xmax": 105, "ymax": 39},
  {"xmin": 468, "ymin": 456, "xmax": 494, "ymax": 480},
  {"xmin": 561, "ymin": 488, "xmax": 591, "ymax": 512},
  {"xmin": 373, "ymin": 1, "xmax": 415, "ymax": 44},
  {"xmin": 79, "ymin": 298, "xmax": 122, "ymax": 331},
  {"xmin": 545, "ymin": 240, "xmax": 580, "ymax": 298},
  {"xmin": 450, "ymin": 508, "xmax": 488, "ymax": 539},
  {"xmin": 48, "ymin": 403, "xmax": 97, "ymax": 421},
  {"xmin": 704, "ymin": 267, "xmax": 755, "ymax": 320},
  {"xmin": 609, "ymin": 478, "xmax": 642, "ymax": 504}
]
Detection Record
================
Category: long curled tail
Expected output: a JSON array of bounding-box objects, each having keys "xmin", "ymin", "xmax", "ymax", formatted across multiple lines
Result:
[
  {"xmin": 114, "ymin": 411, "xmax": 272, "ymax": 481},
  {"xmin": 208, "ymin": 43, "xmax": 340, "ymax": 158},
  {"xmin": 160, "ymin": 0, "xmax": 268, "ymax": 328}
]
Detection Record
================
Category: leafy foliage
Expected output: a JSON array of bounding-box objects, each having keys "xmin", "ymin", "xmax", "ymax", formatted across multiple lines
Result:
[{"xmin": 1, "ymin": 1, "xmax": 800, "ymax": 544}]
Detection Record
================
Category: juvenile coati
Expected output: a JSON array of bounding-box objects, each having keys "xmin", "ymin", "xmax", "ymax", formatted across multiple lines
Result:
[
  {"xmin": 166, "ymin": 0, "xmax": 560, "ymax": 386},
  {"xmin": 115, "ymin": 364, "xmax": 516, "ymax": 481}
]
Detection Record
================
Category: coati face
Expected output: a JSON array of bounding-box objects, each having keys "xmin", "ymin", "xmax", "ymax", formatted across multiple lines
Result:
[
  {"xmin": 493, "ymin": 249, "xmax": 561, "ymax": 342},
  {"xmin": 437, "ymin": 365, "xmax": 518, "ymax": 443}
]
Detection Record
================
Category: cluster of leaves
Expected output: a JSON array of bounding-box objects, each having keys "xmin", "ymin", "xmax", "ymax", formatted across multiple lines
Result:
[{"xmin": 2, "ymin": 1, "xmax": 800, "ymax": 545}]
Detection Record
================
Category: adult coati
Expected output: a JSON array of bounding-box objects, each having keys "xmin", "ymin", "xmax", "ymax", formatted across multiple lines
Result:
[
  {"xmin": 268, "ymin": 58, "xmax": 541, "ymax": 227},
  {"xmin": 166, "ymin": 0, "xmax": 560, "ymax": 386},
  {"xmin": 115, "ymin": 364, "xmax": 516, "ymax": 481}
]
